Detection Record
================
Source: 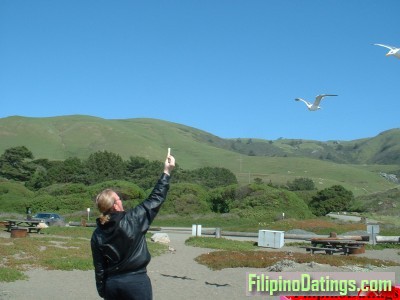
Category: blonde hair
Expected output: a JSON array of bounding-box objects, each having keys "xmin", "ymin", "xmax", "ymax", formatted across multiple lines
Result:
[{"xmin": 95, "ymin": 189, "xmax": 116, "ymax": 225}]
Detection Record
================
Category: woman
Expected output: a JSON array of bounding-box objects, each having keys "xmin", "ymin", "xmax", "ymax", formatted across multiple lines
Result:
[{"xmin": 91, "ymin": 151, "xmax": 175, "ymax": 299}]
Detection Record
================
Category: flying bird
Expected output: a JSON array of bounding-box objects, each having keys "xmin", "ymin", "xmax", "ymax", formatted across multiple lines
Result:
[
  {"xmin": 373, "ymin": 44, "xmax": 400, "ymax": 59},
  {"xmin": 295, "ymin": 94, "xmax": 337, "ymax": 111}
]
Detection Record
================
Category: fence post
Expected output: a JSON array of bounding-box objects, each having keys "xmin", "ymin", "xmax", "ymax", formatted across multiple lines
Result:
[{"xmin": 192, "ymin": 224, "xmax": 202, "ymax": 236}]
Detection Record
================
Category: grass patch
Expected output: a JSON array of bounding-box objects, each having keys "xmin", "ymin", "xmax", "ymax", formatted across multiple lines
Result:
[
  {"xmin": 0, "ymin": 235, "xmax": 93, "ymax": 273},
  {"xmin": 148, "ymin": 239, "xmax": 169, "ymax": 256},
  {"xmin": 0, "ymin": 267, "xmax": 28, "ymax": 282},
  {"xmin": 366, "ymin": 243, "xmax": 400, "ymax": 250},
  {"xmin": 154, "ymin": 214, "xmax": 258, "ymax": 231},
  {"xmin": 0, "ymin": 228, "xmax": 168, "ymax": 282},
  {"xmin": 41, "ymin": 225, "xmax": 95, "ymax": 239},
  {"xmin": 185, "ymin": 237, "xmax": 257, "ymax": 251},
  {"xmin": 43, "ymin": 257, "xmax": 93, "ymax": 271}
]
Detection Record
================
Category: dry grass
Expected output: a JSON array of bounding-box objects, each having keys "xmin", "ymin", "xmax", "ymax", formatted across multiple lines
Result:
[{"xmin": 195, "ymin": 250, "xmax": 400, "ymax": 271}]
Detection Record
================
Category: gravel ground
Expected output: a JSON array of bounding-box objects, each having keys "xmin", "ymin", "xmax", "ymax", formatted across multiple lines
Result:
[{"xmin": 0, "ymin": 231, "xmax": 399, "ymax": 300}]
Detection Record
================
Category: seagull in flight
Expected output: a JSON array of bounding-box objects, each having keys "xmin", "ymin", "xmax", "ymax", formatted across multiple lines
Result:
[
  {"xmin": 373, "ymin": 44, "xmax": 400, "ymax": 59},
  {"xmin": 295, "ymin": 94, "xmax": 337, "ymax": 111}
]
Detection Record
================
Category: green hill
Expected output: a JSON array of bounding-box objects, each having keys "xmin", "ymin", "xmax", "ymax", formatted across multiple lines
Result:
[
  {"xmin": 0, "ymin": 115, "xmax": 398, "ymax": 197},
  {"xmin": 352, "ymin": 187, "xmax": 400, "ymax": 216}
]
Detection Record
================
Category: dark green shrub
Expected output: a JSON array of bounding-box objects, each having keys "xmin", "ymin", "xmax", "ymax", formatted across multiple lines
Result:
[
  {"xmin": 309, "ymin": 185, "xmax": 354, "ymax": 216},
  {"xmin": 207, "ymin": 185, "xmax": 237, "ymax": 213},
  {"xmin": 287, "ymin": 177, "xmax": 316, "ymax": 191},
  {"xmin": 160, "ymin": 183, "xmax": 210, "ymax": 215}
]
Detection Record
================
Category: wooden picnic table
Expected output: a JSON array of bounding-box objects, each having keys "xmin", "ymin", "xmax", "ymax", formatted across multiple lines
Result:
[
  {"xmin": 4, "ymin": 219, "xmax": 43, "ymax": 233},
  {"xmin": 302, "ymin": 238, "xmax": 367, "ymax": 255}
]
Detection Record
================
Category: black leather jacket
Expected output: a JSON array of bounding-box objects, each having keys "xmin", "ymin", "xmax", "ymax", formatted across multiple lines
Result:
[{"xmin": 90, "ymin": 173, "xmax": 170, "ymax": 298}]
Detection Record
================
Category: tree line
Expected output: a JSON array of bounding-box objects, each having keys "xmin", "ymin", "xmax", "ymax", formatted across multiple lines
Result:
[
  {"xmin": 0, "ymin": 146, "xmax": 355, "ymax": 217},
  {"xmin": 0, "ymin": 146, "xmax": 237, "ymax": 190}
]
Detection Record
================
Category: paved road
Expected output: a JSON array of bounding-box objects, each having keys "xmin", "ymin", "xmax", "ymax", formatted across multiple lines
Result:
[{"xmin": 327, "ymin": 213, "xmax": 378, "ymax": 224}]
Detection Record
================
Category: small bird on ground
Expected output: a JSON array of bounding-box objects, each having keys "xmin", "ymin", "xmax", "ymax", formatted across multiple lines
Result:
[
  {"xmin": 373, "ymin": 44, "xmax": 400, "ymax": 59},
  {"xmin": 295, "ymin": 94, "xmax": 337, "ymax": 111}
]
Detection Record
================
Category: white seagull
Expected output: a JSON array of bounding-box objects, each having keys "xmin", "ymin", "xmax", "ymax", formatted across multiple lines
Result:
[
  {"xmin": 295, "ymin": 94, "xmax": 337, "ymax": 111},
  {"xmin": 373, "ymin": 43, "xmax": 400, "ymax": 59}
]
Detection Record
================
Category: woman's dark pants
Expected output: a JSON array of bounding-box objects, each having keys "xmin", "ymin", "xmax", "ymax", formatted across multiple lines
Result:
[{"xmin": 105, "ymin": 272, "xmax": 152, "ymax": 300}]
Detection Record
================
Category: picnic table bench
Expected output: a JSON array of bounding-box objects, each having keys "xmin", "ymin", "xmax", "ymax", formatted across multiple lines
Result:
[
  {"xmin": 4, "ymin": 219, "xmax": 43, "ymax": 234},
  {"xmin": 300, "ymin": 246, "xmax": 346, "ymax": 255},
  {"xmin": 301, "ymin": 238, "xmax": 367, "ymax": 255}
]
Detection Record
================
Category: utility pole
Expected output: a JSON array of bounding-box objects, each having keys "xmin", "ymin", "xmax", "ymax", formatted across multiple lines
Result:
[{"xmin": 238, "ymin": 155, "xmax": 243, "ymax": 173}]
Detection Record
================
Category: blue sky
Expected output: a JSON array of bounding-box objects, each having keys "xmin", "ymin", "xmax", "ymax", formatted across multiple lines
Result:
[{"xmin": 1, "ymin": 1, "xmax": 399, "ymax": 141}]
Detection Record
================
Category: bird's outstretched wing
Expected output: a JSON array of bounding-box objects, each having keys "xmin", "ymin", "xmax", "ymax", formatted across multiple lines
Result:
[
  {"xmin": 314, "ymin": 94, "xmax": 337, "ymax": 106},
  {"xmin": 295, "ymin": 98, "xmax": 312, "ymax": 106},
  {"xmin": 374, "ymin": 43, "xmax": 395, "ymax": 50}
]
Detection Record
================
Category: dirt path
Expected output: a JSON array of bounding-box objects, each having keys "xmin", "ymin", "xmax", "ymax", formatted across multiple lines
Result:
[{"xmin": 0, "ymin": 231, "xmax": 399, "ymax": 300}]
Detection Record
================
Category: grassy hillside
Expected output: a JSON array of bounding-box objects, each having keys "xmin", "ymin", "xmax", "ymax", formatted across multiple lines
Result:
[
  {"xmin": 0, "ymin": 115, "xmax": 233, "ymax": 165},
  {"xmin": 219, "ymin": 130, "xmax": 400, "ymax": 165},
  {"xmin": 0, "ymin": 179, "xmax": 34, "ymax": 211},
  {"xmin": 352, "ymin": 187, "xmax": 400, "ymax": 216},
  {"xmin": 0, "ymin": 115, "xmax": 398, "ymax": 196}
]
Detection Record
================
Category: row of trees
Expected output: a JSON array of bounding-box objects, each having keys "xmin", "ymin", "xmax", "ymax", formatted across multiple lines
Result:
[
  {"xmin": 0, "ymin": 146, "xmax": 238, "ymax": 191},
  {"xmin": 0, "ymin": 146, "xmax": 355, "ymax": 217}
]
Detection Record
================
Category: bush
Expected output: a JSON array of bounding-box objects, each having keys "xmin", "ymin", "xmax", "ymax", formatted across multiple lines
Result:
[
  {"xmin": 160, "ymin": 183, "xmax": 210, "ymax": 215},
  {"xmin": 177, "ymin": 167, "xmax": 237, "ymax": 188},
  {"xmin": 287, "ymin": 177, "xmax": 316, "ymax": 191},
  {"xmin": 25, "ymin": 180, "xmax": 146, "ymax": 214},
  {"xmin": 207, "ymin": 185, "xmax": 237, "ymax": 213},
  {"xmin": 39, "ymin": 183, "xmax": 88, "ymax": 196},
  {"xmin": 89, "ymin": 180, "xmax": 146, "ymax": 200},
  {"xmin": 309, "ymin": 185, "xmax": 354, "ymax": 216}
]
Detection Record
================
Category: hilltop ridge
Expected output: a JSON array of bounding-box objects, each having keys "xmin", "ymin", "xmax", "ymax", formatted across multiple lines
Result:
[{"xmin": 0, "ymin": 115, "xmax": 399, "ymax": 196}]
